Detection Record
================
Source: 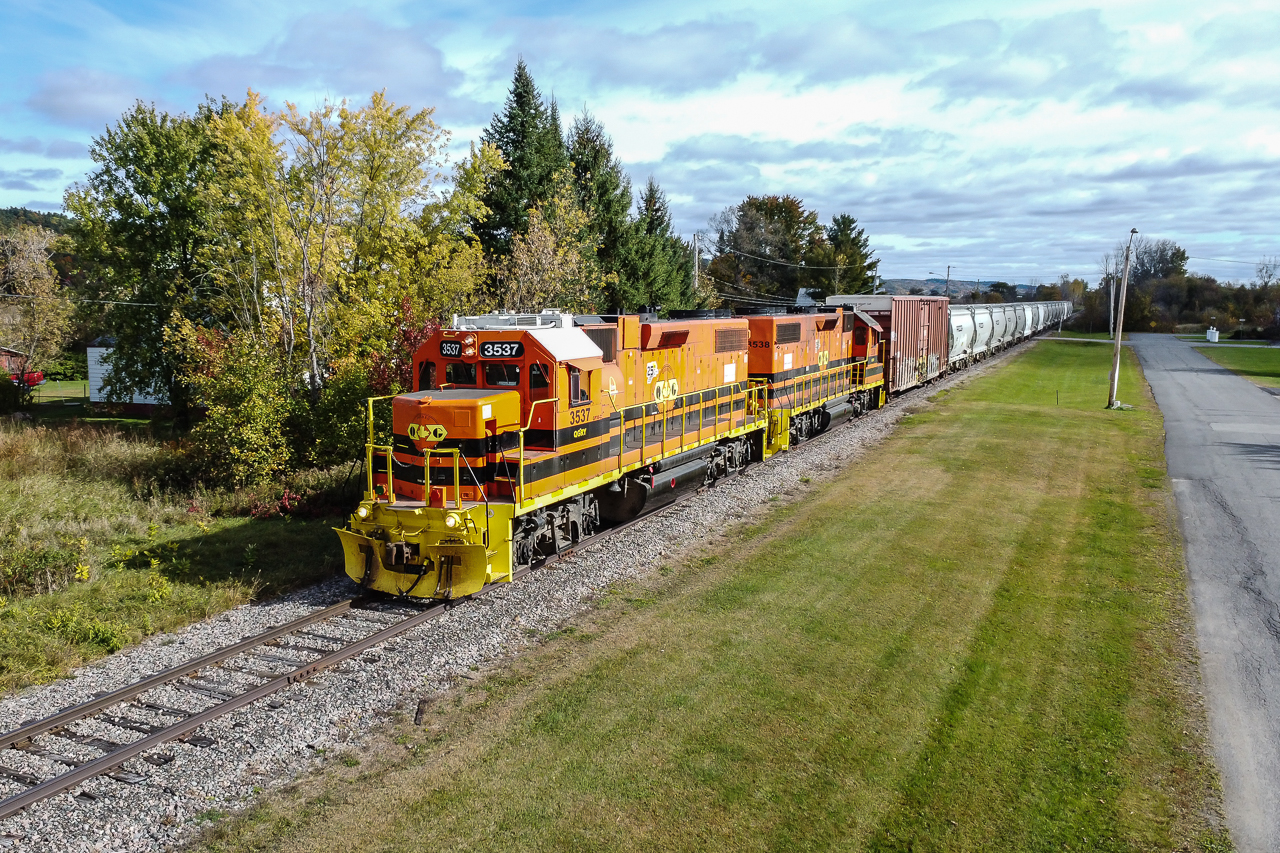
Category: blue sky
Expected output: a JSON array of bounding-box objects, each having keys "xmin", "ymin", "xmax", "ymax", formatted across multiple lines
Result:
[{"xmin": 2, "ymin": 0, "xmax": 1276, "ymax": 283}]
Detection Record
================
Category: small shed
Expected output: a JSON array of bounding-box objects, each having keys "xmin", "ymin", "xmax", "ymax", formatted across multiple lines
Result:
[
  {"xmin": 0, "ymin": 346, "xmax": 27, "ymax": 373},
  {"xmin": 87, "ymin": 340, "xmax": 163, "ymax": 410}
]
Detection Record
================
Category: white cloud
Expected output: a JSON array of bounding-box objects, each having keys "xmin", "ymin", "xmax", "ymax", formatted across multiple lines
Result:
[{"xmin": 0, "ymin": 1, "xmax": 1276, "ymax": 280}]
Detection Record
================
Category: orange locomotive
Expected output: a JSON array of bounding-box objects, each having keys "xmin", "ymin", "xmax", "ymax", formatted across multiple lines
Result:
[
  {"xmin": 742, "ymin": 307, "xmax": 885, "ymax": 453},
  {"xmin": 337, "ymin": 308, "xmax": 885, "ymax": 600}
]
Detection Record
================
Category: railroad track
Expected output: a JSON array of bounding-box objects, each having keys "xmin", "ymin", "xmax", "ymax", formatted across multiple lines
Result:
[
  {"xmin": 0, "ymin": 488, "xmax": 702, "ymax": 822},
  {"xmin": 0, "ymin": 360, "xmax": 997, "ymax": 825}
]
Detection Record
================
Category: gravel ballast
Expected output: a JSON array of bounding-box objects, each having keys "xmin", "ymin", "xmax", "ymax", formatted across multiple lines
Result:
[{"xmin": 0, "ymin": 345, "xmax": 1031, "ymax": 852}]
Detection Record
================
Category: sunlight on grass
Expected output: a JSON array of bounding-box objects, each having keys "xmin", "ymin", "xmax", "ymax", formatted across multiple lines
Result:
[
  {"xmin": 0, "ymin": 422, "xmax": 352, "ymax": 692},
  {"xmin": 1194, "ymin": 346, "xmax": 1280, "ymax": 388}
]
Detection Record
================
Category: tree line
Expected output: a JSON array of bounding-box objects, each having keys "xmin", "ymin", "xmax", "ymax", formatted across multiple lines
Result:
[
  {"xmin": 1072, "ymin": 237, "xmax": 1280, "ymax": 335},
  {"xmin": 3, "ymin": 62, "xmax": 878, "ymax": 485}
]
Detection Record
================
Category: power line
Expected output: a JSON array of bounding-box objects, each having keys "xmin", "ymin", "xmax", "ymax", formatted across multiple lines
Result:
[
  {"xmin": 721, "ymin": 247, "xmax": 857, "ymax": 271},
  {"xmin": 706, "ymin": 276, "xmax": 792, "ymax": 306},
  {"xmin": 1188, "ymin": 256, "xmax": 1267, "ymax": 266}
]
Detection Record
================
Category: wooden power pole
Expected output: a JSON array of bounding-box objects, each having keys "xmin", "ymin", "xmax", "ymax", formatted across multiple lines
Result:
[{"xmin": 1107, "ymin": 228, "xmax": 1138, "ymax": 408}]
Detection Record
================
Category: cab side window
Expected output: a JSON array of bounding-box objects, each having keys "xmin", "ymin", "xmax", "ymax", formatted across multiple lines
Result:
[
  {"xmin": 418, "ymin": 361, "xmax": 438, "ymax": 391},
  {"xmin": 567, "ymin": 366, "xmax": 590, "ymax": 407},
  {"xmin": 484, "ymin": 363, "xmax": 520, "ymax": 387},
  {"xmin": 854, "ymin": 327, "xmax": 867, "ymax": 346},
  {"xmin": 529, "ymin": 362, "xmax": 552, "ymax": 400}
]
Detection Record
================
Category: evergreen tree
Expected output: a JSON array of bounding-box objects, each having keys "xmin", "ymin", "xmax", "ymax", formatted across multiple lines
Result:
[
  {"xmin": 473, "ymin": 61, "xmax": 566, "ymax": 256},
  {"xmin": 615, "ymin": 177, "xmax": 701, "ymax": 311},
  {"xmin": 804, "ymin": 213, "xmax": 879, "ymax": 299},
  {"xmin": 566, "ymin": 110, "xmax": 633, "ymax": 305}
]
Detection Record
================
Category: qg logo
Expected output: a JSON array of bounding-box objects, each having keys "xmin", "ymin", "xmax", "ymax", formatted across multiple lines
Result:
[
  {"xmin": 407, "ymin": 423, "xmax": 448, "ymax": 442},
  {"xmin": 653, "ymin": 379, "xmax": 680, "ymax": 403}
]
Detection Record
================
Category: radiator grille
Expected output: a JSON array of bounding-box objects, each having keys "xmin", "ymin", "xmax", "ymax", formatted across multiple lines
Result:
[
  {"xmin": 714, "ymin": 328, "xmax": 749, "ymax": 353},
  {"xmin": 775, "ymin": 322, "xmax": 802, "ymax": 344}
]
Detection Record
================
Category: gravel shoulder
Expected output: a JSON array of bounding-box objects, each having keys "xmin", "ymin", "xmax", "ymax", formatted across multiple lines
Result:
[{"xmin": 0, "ymin": 345, "xmax": 1031, "ymax": 853}]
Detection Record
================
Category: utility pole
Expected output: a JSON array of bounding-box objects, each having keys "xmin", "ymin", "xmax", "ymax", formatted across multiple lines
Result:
[
  {"xmin": 692, "ymin": 233, "xmax": 699, "ymax": 296},
  {"xmin": 1107, "ymin": 262, "xmax": 1114, "ymax": 339},
  {"xmin": 945, "ymin": 265, "xmax": 951, "ymax": 300},
  {"xmin": 1107, "ymin": 228, "xmax": 1138, "ymax": 409}
]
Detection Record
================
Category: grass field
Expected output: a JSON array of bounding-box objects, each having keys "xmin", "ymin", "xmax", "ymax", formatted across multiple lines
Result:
[
  {"xmin": 0, "ymin": 422, "xmax": 353, "ymax": 692},
  {"xmin": 1179, "ymin": 337, "xmax": 1272, "ymax": 346},
  {"xmin": 30, "ymin": 379, "xmax": 89, "ymax": 404},
  {"xmin": 198, "ymin": 342, "xmax": 1229, "ymax": 853},
  {"xmin": 1194, "ymin": 346, "xmax": 1280, "ymax": 388}
]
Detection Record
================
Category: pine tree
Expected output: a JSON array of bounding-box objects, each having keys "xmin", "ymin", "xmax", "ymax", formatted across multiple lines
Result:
[
  {"xmin": 615, "ymin": 177, "xmax": 700, "ymax": 312},
  {"xmin": 473, "ymin": 61, "xmax": 566, "ymax": 256},
  {"xmin": 809, "ymin": 213, "xmax": 878, "ymax": 298},
  {"xmin": 566, "ymin": 110, "xmax": 633, "ymax": 305}
]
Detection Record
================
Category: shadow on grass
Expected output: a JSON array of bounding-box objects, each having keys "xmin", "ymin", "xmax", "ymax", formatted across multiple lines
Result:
[
  {"xmin": 0, "ymin": 513, "xmax": 355, "ymax": 694},
  {"xmin": 157, "ymin": 513, "xmax": 349, "ymax": 596}
]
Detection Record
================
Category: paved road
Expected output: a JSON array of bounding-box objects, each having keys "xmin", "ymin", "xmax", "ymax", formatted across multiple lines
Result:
[{"xmin": 1131, "ymin": 333, "xmax": 1280, "ymax": 852}]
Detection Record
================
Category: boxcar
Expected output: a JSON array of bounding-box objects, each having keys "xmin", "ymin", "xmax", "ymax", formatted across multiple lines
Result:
[{"xmin": 823, "ymin": 295, "xmax": 950, "ymax": 393}]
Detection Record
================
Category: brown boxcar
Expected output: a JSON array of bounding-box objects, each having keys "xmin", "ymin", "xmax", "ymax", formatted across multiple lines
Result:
[{"xmin": 824, "ymin": 296, "xmax": 949, "ymax": 393}]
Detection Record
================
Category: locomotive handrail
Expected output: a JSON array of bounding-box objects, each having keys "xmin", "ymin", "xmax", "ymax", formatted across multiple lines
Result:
[
  {"xmin": 420, "ymin": 445, "xmax": 463, "ymax": 509},
  {"xmin": 514, "ymin": 397, "xmax": 560, "ymax": 507},
  {"xmin": 363, "ymin": 395, "xmax": 401, "ymax": 501},
  {"xmin": 367, "ymin": 444, "xmax": 396, "ymax": 504}
]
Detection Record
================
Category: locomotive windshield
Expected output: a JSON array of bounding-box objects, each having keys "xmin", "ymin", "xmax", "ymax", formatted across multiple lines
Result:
[
  {"xmin": 484, "ymin": 363, "xmax": 520, "ymax": 387},
  {"xmin": 444, "ymin": 362, "xmax": 477, "ymax": 386}
]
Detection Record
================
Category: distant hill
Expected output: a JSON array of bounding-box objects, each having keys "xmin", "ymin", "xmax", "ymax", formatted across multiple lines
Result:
[{"xmin": 0, "ymin": 207, "xmax": 72, "ymax": 234}]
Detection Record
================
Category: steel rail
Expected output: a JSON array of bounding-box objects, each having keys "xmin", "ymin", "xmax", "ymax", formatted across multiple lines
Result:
[
  {"xmin": 0, "ymin": 598, "xmax": 454, "ymax": 821},
  {"xmin": 0, "ymin": 599, "xmax": 363, "ymax": 753}
]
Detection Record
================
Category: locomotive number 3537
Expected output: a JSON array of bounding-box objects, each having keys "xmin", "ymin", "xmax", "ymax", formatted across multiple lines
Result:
[{"xmin": 479, "ymin": 341, "xmax": 524, "ymax": 359}]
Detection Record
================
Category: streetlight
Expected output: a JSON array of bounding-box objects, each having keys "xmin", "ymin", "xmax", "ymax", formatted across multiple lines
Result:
[
  {"xmin": 929, "ymin": 266, "xmax": 951, "ymax": 299},
  {"xmin": 1107, "ymin": 228, "xmax": 1138, "ymax": 409}
]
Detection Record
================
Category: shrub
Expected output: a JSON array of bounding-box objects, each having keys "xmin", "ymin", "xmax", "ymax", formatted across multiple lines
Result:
[
  {"xmin": 183, "ymin": 332, "xmax": 293, "ymax": 487},
  {"xmin": 42, "ymin": 350, "xmax": 89, "ymax": 381},
  {"xmin": 42, "ymin": 605, "xmax": 130, "ymax": 652},
  {"xmin": 0, "ymin": 378, "xmax": 26, "ymax": 414},
  {"xmin": 306, "ymin": 356, "xmax": 378, "ymax": 468}
]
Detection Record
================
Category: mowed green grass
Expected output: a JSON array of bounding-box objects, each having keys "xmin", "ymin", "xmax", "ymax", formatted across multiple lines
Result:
[
  {"xmin": 1194, "ymin": 345, "xmax": 1280, "ymax": 388},
  {"xmin": 30, "ymin": 379, "xmax": 89, "ymax": 403},
  {"xmin": 201, "ymin": 342, "xmax": 1226, "ymax": 853}
]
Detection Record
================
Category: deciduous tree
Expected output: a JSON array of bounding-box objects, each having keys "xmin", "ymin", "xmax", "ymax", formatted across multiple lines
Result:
[
  {"xmin": 65, "ymin": 98, "xmax": 235, "ymax": 417},
  {"xmin": 0, "ymin": 225, "xmax": 73, "ymax": 379},
  {"xmin": 495, "ymin": 168, "xmax": 615, "ymax": 313}
]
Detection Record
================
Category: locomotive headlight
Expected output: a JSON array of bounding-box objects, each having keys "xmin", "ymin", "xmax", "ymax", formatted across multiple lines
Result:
[
  {"xmin": 464, "ymin": 347, "xmax": 476, "ymax": 356},
  {"xmin": 444, "ymin": 512, "xmax": 462, "ymax": 529},
  {"xmin": 356, "ymin": 504, "xmax": 370, "ymax": 519},
  {"xmin": 463, "ymin": 334, "xmax": 477, "ymax": 345}
]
